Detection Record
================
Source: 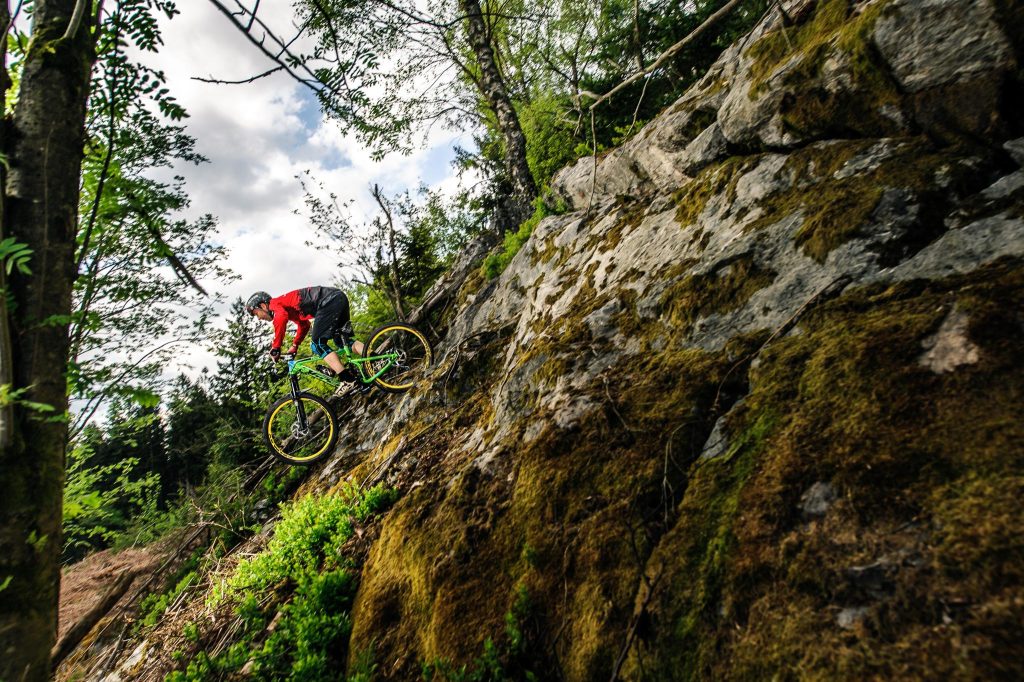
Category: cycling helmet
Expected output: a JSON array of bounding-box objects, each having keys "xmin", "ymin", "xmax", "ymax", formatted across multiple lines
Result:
[{"xmin": 246, "ymin": 291, "xmax": 271, "ymax": 314}]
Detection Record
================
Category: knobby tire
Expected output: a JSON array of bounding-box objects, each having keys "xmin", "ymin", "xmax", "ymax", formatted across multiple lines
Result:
[
  {"xmin": 363, "ymin": 323, "xmax": 433, "ymax": 393},
  {"xmin": 263, "ymin": 392, "xmax": 339, "ymax": 465}
]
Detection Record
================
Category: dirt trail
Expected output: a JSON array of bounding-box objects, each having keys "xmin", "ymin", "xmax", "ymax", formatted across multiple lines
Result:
[{"xmin": 58, "ymin": 544, "xmax": 167, "ymax": 642}]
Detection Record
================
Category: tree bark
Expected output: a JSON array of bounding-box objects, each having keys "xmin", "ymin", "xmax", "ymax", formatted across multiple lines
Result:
[
  {"xmin": 0, "ymin": 1, "xmax": 98, "ymax": 679},
  {"xmin": 460, "ymin": 0, "xmax": 537, "ymax": 228},
  {"xmin": 371, "ymin": 184, "xmax": 407, "ymax": 321},
  {"xmin": 0, "ymin": 0, "xmax": 14, "ymax": 455}
]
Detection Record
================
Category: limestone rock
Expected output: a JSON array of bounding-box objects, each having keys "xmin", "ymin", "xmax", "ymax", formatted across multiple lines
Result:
[
  {"xmin": 919, "ymin": 306, "xmax": 981, "ymax": 373},
  {"xmin": 873, "ymin": 0, "xmax": 1013, "ymax": 93},
  {"xmin": 677, "ymin": 122, "xmax": 729, "ymax": 177},
  {"xmin": 799, "ymin": 482, "xmax": 837, "ymax": 518},
  {"xmin": 837, "ymin": 606, "xmax": 871, "ymax": 630},
  {"xmin": 1005, "ymin": 138, "xmax": 1024, "ymax": 167},
  {"xmin": 873, "ymin": 0, "xmax": 1015, "ymax": 136}
]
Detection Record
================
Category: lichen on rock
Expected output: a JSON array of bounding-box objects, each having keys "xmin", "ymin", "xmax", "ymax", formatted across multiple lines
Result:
[{"xmin": 78, "ymin": 0, "xmax": 1024, "ymax": 679}]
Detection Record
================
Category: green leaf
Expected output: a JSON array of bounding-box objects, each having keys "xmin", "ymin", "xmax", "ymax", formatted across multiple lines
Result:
[
  {"xmin": 129, "ymin": 388, "xmax": 161, "ymax": 409},
  {"xmin": 26, "ymin": 531, "xmax": 48, "ymax": 552},
  {"xmin": 0, "ymin": 237, "xmax": 32, "ymax": 275}
]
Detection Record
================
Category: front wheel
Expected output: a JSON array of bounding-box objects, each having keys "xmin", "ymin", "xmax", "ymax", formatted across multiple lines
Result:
[
  {"xmin": 263, "ymin": 392, "xmax": 339, "ymax": 465},
  {"xmin": 363, "ymin": 323, "xmax": 433, "ymax": 393}
]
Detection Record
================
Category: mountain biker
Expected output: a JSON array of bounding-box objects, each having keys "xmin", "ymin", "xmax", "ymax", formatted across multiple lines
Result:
[{"xmin": 246, "ymin": 287, "xmax": 364, "ymax": 378}]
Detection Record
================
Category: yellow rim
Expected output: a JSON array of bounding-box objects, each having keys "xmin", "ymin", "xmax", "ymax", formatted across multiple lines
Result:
[
  {"xmin": 266, "ymin": 397, "xmax": 335, "ymax": 462},
  {"xmin": 367, "ymin": 325, "xmax": 432, "ymax": 390}
]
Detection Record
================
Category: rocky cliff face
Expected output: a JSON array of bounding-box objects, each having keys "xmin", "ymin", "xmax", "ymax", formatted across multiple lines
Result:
[{"xmin": 72, "ymin": 0, "xmax": 1024, "ymax": 679}]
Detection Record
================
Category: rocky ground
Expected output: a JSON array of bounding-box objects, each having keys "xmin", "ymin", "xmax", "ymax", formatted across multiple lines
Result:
[{"xmin": 60, "ymin": 0, "xmax": 1024, "ymax": 679}]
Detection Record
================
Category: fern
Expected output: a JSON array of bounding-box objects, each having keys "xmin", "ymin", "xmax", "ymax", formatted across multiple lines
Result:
[{"xmin": 0, "ymin": 237, "xmax": 32, "ymax": 275}]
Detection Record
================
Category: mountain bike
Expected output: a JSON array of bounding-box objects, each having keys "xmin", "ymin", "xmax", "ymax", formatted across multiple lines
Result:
[{"xmin": 262, "ymin": 322, "xmax": 432, "ymax": 465}]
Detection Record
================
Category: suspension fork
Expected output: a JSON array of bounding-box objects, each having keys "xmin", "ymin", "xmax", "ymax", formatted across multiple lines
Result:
[{"xmin": 289, "ymin": 375, "xmax": 309, "ymax": 429}]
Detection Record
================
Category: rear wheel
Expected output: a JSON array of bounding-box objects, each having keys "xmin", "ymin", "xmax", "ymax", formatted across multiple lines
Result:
[
  {"xmin": 263, "ymin": 392, "xmax": 338, "ymax": 465},
  {"xmin": 363, "ymin": 323, "xmax": 433, "ymax": 393}
]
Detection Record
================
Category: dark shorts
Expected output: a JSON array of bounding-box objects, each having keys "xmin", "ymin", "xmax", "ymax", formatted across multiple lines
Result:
[{"xmin": 309, "ymin": 290, "xmax": 351, "ymax": 358}]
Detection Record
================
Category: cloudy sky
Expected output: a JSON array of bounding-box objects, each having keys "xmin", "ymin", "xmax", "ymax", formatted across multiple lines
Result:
[{"xmin": 140, "ymin": 2, "xmax": 471, "ymax": 374}]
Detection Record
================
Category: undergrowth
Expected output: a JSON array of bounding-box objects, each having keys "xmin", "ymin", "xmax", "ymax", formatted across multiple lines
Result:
[
  {"xmin": 483, "ymin": 196, "xmax": 566, "ymax": 279},
  {"xmin": 138, "ymin": 551, "xmax": 202, "ymax": 630},
  {"xmin": 166, "ymin": 484, "xmax": 398, "ymax": 682}
]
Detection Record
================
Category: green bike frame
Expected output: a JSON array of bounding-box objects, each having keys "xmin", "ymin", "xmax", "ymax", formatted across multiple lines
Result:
[{"xmin": 282, "ymin": 346, "xmax": 401, "ymax": 427}]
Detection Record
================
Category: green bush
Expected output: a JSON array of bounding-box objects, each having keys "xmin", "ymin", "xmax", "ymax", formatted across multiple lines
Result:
[
  {"xmin": 63, "ymin": 439, "xmax": 162, "ymax": 563},
  {"xmin": 174, "ymin": 484, "xmax": 398, "ymax": 681},
  {"xmin": 348, "ymin": 281, "xmax": 399, "ymax": 335},
  {"xmin": 482, "ymin": 197, "xmax": 566, "ymax": 280},
  {"xmin": 520, "ymin": 95, "xmax": 584, "ymax": 188}
]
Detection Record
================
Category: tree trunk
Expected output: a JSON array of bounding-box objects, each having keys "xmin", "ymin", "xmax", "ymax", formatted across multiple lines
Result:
[
  {"xmin": 0, "ymin": 0, "xmax": 14, "ymax": 455},
  {"xmin": 0, "ymin": 1, "xmax": 98, "ymax": 679},
  {"xmin": 460, "ymin": 0, "xmax": 537, "ymax": 228},
  {"xmin": 371, "ymin": 184, "xmax": 407, "ymax": 321}
]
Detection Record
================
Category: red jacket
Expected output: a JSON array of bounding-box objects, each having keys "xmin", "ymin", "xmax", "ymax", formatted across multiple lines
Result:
[{"xmin": 268, "ymin": 289, "xmax": 312, "ymax": 350}]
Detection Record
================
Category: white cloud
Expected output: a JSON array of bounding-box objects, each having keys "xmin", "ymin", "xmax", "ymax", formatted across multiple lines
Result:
[{"xmin": 133, "ymin": 2, "xmax": 476, "ymax": 380}]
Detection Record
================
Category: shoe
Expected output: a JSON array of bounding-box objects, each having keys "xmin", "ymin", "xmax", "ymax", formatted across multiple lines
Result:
[{"xmin": 315, "ymin": 365, "xmax": 336, "ymax": 377}]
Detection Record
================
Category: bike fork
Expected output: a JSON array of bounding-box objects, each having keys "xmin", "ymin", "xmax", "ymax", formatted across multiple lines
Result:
[{"xmin": 289, "ymin": 376, "xmax": 309, "ymax": 429}]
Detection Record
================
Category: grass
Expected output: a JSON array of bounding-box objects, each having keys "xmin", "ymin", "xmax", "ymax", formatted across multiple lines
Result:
[{"xmin": 166, "ymin": 484, "xmax": 399, "ymax": 682}]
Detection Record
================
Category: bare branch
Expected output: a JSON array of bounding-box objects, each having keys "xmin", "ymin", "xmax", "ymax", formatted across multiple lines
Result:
[
  {"xmin": 192, "ymin": 66, "xmax": 284, "ymax": 85},
  {"xmin": 63, "ymin": 0, "xmax": 89, "ymax": 39},
  {"xmin": 588, "ymin": 0, "xmax": 747, "ymax": 110}
]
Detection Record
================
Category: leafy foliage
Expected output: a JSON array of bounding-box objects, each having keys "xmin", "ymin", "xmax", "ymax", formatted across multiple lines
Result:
[
  {"xmin": 0, "ymin": 238, "xmax": 32, "ymax": 276},
  {"xmin": 62, "ymin": 423, "xmax": 162, "ymax": 563},
  {"xmin": 168, "ymin": 485, "xmax": 399, "ymax": 682},
  {"xmin": 62, "ymin": 298, "xmax": 283, "ymax": 560},
  {"xmin": 299, "ymin": 177, "xmax": 481, "ymax": 322},
  {"xmin": 68, "ymin": 0, "xmax": 235, "ymax": 437}
]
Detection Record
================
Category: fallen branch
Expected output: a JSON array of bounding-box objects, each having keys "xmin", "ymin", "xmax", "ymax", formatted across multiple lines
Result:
[
  {"xmin": 610, "ymin": 563, "xmax": 665, "ymax": 682},
  {"xmin": 51, "ymin": 570, "xmax": 138, "ymax": 670}
]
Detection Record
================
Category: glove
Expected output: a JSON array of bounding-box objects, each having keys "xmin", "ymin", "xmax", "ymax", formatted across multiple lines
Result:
[
  {"xmin": 269, "ymin": 347, "xmax": 281, "ymax": 361},
  {"xmin": 287, "ymin": 345, "xmax": 299, "ymax": 355}
]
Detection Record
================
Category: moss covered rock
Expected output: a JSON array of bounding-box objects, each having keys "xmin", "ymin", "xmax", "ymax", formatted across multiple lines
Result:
[{"xmin": 102, "ymin": 1, "xmax": 1024, "ymax": 680}]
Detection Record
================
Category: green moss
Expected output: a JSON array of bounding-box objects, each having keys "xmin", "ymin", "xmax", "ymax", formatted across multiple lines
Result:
[
  {"xmin": 630, "ymin": 259, "xmax": 1024, "ymax": 680},
  {"xmin": 421, "ymin": 584, "xmax": 541, "ymax": 681},
  {"xmin": 932, "ymin": 475, "xmax": 1024, "ymax": 584},
  {"xmin": 347, "ymin": 263, "xmax": 770, "ymax": 677},
  {"xmin": 744, "ymin": 137, "xmax": 979, "ymax": 262},
  {"xmin": 584, "ymin": 199, "xmax": 648, "ymax": 254},
  {"xmin": 746, "ymin": 0, "xmax": 903, "ymax": 138},
  {"xmin": 660, "ymin": 254, "xmax": 777, "ymax": 331},
  {"xmin": 673, "ymin": 156, "xmax": 758, "ymax": 228}
]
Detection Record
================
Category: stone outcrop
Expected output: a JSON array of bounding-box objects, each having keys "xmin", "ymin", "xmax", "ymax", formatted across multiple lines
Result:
[
  {"xmin": 74, "ymin": 1, "xmax": 1024, "ymax": 680},
  {"xmin": 335, "ymin": 2, "xmax": 1024, "ymax": 677}
]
